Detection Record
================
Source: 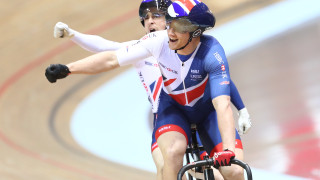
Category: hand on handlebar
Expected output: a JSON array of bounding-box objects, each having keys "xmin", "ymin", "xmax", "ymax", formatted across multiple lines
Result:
[
  {"xmin": 178, "ymin": 154, "xmax": 252, "ymax": 180},
  {"xmin": 213, "ymin": 150, "xmax": 235, "ymax": 168}
]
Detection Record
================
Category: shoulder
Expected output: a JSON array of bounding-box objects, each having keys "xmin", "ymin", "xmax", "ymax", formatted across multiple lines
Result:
[
  {"xmin": 200, "ymin": 35, "xmax": 226, "ymax": 57},
  {"xmin": 197, "ymin": 35, "xmax": 222, "ymax": 59},
  {"xmin": 136, "ymin": 30, "xmax": 167, "ymax": 49},
  {"xmin": 138, "ymin": 30, "xmax": 168, "ymax": 58},
  {"xmin": 200, "ymin": 35, "xmax": 223, "ymax": 51},
  {"xmin": 139, "ymin": 30, "xmax": 167, "ymax": 42},
  {"xmin": 198, "ymin": 35, "xmax": 228, "ymax": 71}
]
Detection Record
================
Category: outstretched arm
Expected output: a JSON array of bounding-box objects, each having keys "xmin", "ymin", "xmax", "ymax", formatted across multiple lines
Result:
[
  {"xmin": 45, "ymin": 36, "xmax": 153, "ymax": 83},
  {"xmin": 54, "ymin": 22, "xmax": 136, "ymax": 52},
  {"xmin": 45, "ymin": 51, "xmax": 119, "ymax": 83},
  {"xmin": 67, "ymin": 51, "xmax": 119, "ymax": 74}
]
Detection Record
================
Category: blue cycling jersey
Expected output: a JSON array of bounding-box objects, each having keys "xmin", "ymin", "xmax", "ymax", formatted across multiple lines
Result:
[{"xmin": 116, "ymin": 30, "xmax": 243, "ymax": 155}]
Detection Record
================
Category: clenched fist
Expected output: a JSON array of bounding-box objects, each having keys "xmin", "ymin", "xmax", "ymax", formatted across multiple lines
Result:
[
  {"xmin": 45, "ymin": 64, "xmax": 70, "ymax": 83},
  {"xmin": 53, "ymin": 22, "xmax": 74, "ymax": 38}
]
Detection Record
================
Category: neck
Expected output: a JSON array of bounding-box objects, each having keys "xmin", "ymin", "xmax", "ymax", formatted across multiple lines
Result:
[{"xmin": 176, "ymin": 37, "xmax": 200, "ymax": 55}]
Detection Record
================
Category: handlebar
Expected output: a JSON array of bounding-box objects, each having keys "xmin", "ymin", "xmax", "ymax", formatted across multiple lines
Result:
[
  {"xmin": 231, "ymin": 159, "xmax": 253, "ymax": 179},
  {"xmin": 177, "ymin": 158, "xmax": 253, "ymax": 180}
]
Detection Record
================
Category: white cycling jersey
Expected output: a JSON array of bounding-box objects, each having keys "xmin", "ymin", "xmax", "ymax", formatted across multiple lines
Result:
[
  {"xmin": 132, "ymin": 56, "xmax": 162, "ymax": 113},
  {"xmin": 71, "ymin": 32, "xmax": 162, "ymax": 113}
]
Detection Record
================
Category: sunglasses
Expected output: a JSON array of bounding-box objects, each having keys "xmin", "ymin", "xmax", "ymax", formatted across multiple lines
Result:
[{"xmin": 166, "ymin": 18, "xmax": 199, "ymax": 34}]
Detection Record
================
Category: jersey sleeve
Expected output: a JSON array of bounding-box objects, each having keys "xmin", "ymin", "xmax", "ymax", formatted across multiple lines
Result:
[
  {"xmin": 230, "ymin": 80, "xmax": 245, "ymax": 110},
  {"xmin": 116, "ymin": 31, "xmax": 166, "ymax": 66},
  {"xmin": 71, "ymin": 31, "xmax": 138, "ymax": 53},
  {"xmin": 204, "ymin": 41, "xmax": 231, "ymax": 100}
]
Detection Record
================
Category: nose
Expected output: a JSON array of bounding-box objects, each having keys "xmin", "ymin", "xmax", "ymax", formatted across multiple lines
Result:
[
  {"xmin": 167, "ymin": 27, "xmax": 175, "ymax": 36},
  {"xmin": 146, "ymin": 17, "xmax": 155, "ymax": 24}
]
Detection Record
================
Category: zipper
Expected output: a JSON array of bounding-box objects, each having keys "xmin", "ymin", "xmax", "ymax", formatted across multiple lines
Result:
[
  {"xmin": 178, "ymin": 43, "xmax": 201, "ymax": 106},
  {"xmin": 181, "ymin": 61, "xmax": 189, "ymax": 105}
]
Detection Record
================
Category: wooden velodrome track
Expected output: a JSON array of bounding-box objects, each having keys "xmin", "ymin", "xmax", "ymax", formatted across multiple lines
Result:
[{"xmin": 1, "ymin": 0, "xmax": 320, "ymax": 179}]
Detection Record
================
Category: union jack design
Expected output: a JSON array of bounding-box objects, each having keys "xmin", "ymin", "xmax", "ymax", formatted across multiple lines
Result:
[
  {"xmin": 168, "ymin": 0, "xmax": 201, "ymax": 17},
  {"xmin": 162, "ymin": 75, "xmax": 176, "ymax": 87},
  {"xmin": 150, "ymin": 76, "xmax": 163, "ymax": 101},
  {"xmin": 164, "ymin": 75, "xmax": 208, "ymax": 106}
]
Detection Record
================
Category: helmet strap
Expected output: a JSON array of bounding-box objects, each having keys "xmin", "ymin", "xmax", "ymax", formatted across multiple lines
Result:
[
  {"xmin": 174, "ymin": 28, "xmax": 202, "ymax": 53},
  {"xmin": 174, "ymin": 34, "xmax": 192, "ymax": 53}
]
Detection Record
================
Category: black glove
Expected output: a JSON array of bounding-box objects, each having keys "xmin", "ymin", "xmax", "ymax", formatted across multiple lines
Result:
[{"xmin": 45, "ymin": 64, "xmax": 70, "ymax": 83}]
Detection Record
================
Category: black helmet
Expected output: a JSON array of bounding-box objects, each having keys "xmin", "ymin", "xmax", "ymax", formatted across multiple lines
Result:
[{"xmin": 139, "ymin": 0, "xmax": 172, "ymax": 26}]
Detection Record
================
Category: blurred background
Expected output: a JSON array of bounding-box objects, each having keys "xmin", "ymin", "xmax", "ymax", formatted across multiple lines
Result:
[{"xmin": 0, "ymin": 0, "xmax": 319, "ymax": 179}]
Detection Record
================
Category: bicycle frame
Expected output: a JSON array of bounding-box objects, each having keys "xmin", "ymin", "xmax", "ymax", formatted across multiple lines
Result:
[
  {"xmin": 185, "ymin": 124, "xmax": 204, "ymax": 180},
  {"xmin": 184, "ymin": 124, "xmax": 214, "ymax": 180},
  {"xmin": 181, "ymin": 124, "xmax": 253, "ymax": 180}
]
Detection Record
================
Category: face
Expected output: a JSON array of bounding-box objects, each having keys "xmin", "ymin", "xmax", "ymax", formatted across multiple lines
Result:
[
  {"xmin": 142, "ymin": 8, "xmax": 166, "ymax": 33},
  {"xmin": 166, "ymin": 20, "xmax": 193, "ymax": 51}
]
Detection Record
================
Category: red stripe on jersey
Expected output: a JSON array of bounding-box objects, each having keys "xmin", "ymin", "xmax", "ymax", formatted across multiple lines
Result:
[
  {"xmin": 164, "ymin": 78, "xmax": 176, "ymax": 86},
  {"xmin": 186, "ymin": 79, "xmax": 208, "ymax": 103},
  {"xmin": 155, "ymin": 124, "xmax": 188, "ymax": 144},
  {"xmin": 169, "ymin": 93, "xmax": 186, "ymax": 105},
  {"xmin": 153, "ymin": 76, "xmax": 163, "ymax": 101},
  {"xmin": 168, "ymin": 79, "xmax": 208, "ymax": 106}
]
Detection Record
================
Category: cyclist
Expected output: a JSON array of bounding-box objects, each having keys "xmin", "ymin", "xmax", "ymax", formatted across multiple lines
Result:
[{"xmin": 46, "ymin": 0, "xmax": 250, "ymax": 179}]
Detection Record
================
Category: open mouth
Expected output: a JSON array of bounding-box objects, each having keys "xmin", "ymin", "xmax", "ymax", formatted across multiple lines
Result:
[
  {"xmin": 149, "ymin": 28, "xmax": 156, "ymax": 33},
  {"xmin": 169, "ymin": 38, "xmax": 178, "ymax": 42}
]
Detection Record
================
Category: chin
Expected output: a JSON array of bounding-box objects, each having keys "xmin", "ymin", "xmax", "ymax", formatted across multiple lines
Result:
[{"xmin": 168, "ymin": 43, "xmax": 176, "ymax": 50}]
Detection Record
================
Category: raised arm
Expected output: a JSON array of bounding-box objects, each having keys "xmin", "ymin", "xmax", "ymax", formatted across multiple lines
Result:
[
  {"xmin": 45, "ymin": 51, "xmax": 119, "ymax": 83},
  {"xmin": 53, "ymin": 22, "xmax": 136, "ymax": 53},
  {"xmin": 45, "ymin": 34, "xmax": 153, "ymax": 83},
  {"xmin": 67, "ymin": 51, "xmax": 119, "ymax": 74}
]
